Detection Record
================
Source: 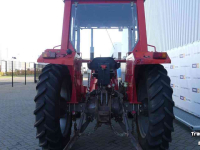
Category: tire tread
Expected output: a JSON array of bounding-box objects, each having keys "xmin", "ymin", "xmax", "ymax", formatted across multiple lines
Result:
[
  {"xmin": 137, "ymin": 64, "xmax": 174, "ymax": 150},
  {"xmin": 34, "ymin": 64, "xmax": 72, "ymax": 150}
]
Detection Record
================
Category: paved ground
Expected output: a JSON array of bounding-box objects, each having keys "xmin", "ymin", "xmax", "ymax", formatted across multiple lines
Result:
[
  {"xmin": 0, "ymin": 76, "xmax": 34, "ymax": 86},
  {"xmin": 0, "ymin": 83, "xmax": 200, "ymax": 150}
]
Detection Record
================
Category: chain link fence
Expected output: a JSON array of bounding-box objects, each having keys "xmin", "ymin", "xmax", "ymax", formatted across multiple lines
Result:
[{"xmin": 0, "ymin": 60, "xmax": 46, "ymax": 86}]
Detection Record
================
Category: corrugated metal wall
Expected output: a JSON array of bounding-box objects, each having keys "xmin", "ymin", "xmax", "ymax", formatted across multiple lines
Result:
[{"xmin": 144, "ymin": 0, "xmax": 200, "ymax": 52}]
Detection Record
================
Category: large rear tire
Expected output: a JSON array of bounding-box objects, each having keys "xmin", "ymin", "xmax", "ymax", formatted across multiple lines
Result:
[
  {"xmin": 136, "ymin": 65, "xmax": 175, "ymax": 150},
  {"xmin": 34, "ymin": 64, "xmax": 72, "ymax": 150}
]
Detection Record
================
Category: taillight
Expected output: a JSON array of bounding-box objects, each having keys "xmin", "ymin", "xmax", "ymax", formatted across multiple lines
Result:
[
  {"xmin": 42, "ymin": 52, "xmax": 56, "ymax": 59},
  {"xmin": 153, "ymin": 52, "xmax": 167, "ymax": 59}
]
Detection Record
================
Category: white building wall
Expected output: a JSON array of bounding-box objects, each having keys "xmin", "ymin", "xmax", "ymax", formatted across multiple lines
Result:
[{"xmin": 145, "ymin": 0, "xmax": 200, "ymax": 52}]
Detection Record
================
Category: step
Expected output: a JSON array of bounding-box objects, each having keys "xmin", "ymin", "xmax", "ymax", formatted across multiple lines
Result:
[{"xmin": 174, "ymin": 107, "xmax": 200, "ymax": 131}]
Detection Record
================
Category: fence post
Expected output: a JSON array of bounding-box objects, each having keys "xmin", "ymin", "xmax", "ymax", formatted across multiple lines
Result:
[
  {"xmin": 34, "ymin": 63, "xmax": 36, "ymax": 83},
  {"xmin": 12, "ymin": 61, "xmax": 13, "ymax": 87},
  {"xmin": 25, "ymin": 62, "xmax": 26, "ymax": 85}
]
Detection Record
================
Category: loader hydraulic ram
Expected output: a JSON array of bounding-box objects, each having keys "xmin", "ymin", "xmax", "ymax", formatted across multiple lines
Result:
[{"xmin": 34, "ymin": 0, "xmax": 175, "ymax": 150}]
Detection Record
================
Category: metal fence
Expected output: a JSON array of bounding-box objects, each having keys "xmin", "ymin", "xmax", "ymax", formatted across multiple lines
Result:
[{"xmin": 0, "ymin": 60, "xmax": 46, "ymax": 86}]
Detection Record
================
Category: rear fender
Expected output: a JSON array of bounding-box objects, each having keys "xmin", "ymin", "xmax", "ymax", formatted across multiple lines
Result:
[
  {"xmin": 125, "ymin": 52, "xmax": 171, "ymax": 104},
  {"xmin": 37, "ymin": 43, "xmax": 81, "ymax": 66},
  {"xmin": 37, "ymin": 43, "xmax": 84, "ymax": 103}
]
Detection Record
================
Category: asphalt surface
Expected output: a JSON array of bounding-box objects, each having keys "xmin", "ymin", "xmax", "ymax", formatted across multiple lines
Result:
[
  {"xmin": 0, "ymin": 82, "xmax": 200, "ymax": 150},
  {"xmin": 0, "ymin": 76, "xmax": 34, "ymax": 86}
]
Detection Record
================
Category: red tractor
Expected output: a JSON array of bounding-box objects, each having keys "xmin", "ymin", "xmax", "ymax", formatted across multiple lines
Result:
[{"xmin": 34, "ymin": 0, "xmax": 175, "ymax": 150}]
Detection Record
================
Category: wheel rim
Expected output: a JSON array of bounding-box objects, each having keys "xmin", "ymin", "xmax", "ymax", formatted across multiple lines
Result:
[
  {"xmin": 137, "ymin": 80, "xmax": 149, "ymax": 138},
  {"xmin": 59, "ymin": 79, "xmax": 71, "ymax": 137},
  {"xmin": 60, "ymin": 78, "xmax": 71, "ymax": 101},
  {"xmin": 60, "ymin": 114, "xmax": 71, "ymax": 137},
  {"xmin": 60, "ymin": 115, "xmax": 67, "ymax": 135},
  {"xmin": 138, "ymin": 110, "xmax": 149, "ymax": 138}
]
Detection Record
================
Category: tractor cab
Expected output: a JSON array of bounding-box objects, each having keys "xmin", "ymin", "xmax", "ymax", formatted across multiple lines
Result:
[{"xmin": 70, "ymin": 2, "xmax": 138, "ymax": 60}]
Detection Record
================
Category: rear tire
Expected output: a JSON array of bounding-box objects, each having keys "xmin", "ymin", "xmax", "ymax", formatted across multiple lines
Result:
[
  {"xmin": 34, "ymin": 64, "xmax": 72, "ymax": 150},
  {"xmin": 136, "ymin": 65, "xmax": 175, "ymax": 150}
]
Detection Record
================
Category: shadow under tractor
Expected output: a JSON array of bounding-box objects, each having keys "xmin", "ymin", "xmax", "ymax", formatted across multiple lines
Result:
[{"xmin": 34, "ymin": 0, "xmax": 175, "ymax": 149}]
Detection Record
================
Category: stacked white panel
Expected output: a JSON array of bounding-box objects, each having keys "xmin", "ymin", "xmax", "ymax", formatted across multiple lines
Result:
[{"xmin": 163, "ymin": 41, "xmax": 200, "ymax": 117}]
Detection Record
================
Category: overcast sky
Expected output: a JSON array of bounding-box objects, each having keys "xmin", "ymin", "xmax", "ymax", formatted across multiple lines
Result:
[
  {"xmin": 0, "ymin": 0, "xmax": 128, "ymax": 62},
  {"xmin": 0, "ymin": 0, "xmax": 64, "ymax": 62}
]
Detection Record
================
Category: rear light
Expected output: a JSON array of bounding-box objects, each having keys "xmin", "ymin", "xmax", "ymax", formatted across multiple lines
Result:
[
  {"xmin": 42, "ymin": 51, "xmax": 56, "ymax": 59},
  {"xmin": 42, "ymin": 52, "xmax": 48, "ymax": 58},
  {"xmin": 153, "ymin": 52, "xmax": 167, "ymax": 59}
]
